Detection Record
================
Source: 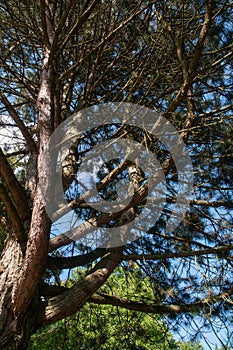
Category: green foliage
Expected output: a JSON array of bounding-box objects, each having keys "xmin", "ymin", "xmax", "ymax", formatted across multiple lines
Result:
[{"xmin": 176, "ymin": 342, "xmax": 203, "ymax": 350}]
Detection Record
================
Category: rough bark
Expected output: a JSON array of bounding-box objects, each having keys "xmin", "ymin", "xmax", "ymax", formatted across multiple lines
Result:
[
  {"xmin": 0, "ymin": 49, "xmax": 53, "ymax": 348},
  {"xmin": 0, "ymin": 239, "xmax": 31, "ymax": 349}
]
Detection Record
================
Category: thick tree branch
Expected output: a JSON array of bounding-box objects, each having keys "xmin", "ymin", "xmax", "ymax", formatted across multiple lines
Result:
[
  {"xmin": 46, "ymin": 247, "xmax": 107, "ymax": 270},
  {"xmin": 189, "ymin": 0, "xmax": 213, "ymax": 74},
  {"xmin": 52, "ymin": 0, "xmax": 75, "ymax": 41},
  {"xmin": 123, "ymin": 245, "xmax": 233, "ymax": 262},
  {"xmin": 40, "ymin": 0, "xmax": 52, "ymax": 48},
  {"xmin": 48, "ymin": 234, "xmax": 73, "ymax": 253},
  {"xmin": 175, "ymin": 33, "xmax": 196, "ymax": 142},
  {"xmin": 0, "ymin": 92, "xmax": 37, "ymax": 154},
  {"xmin": 48, "ymin": 184, "xmax": 148, "ymax": 251},
  {"xmin": 47, "ymin": 244, "xmax": 233, "ymax": 270},
  {"xmin": 59, "ymin": 158, "xmax": 132, "ymax": 220},
  {"xmin": 37, "ymin": 248, "xmax": 123, "ymax": 327},
  {"xmin": 40, "ymin": 270, "xmax": 233, "ymax": 320},
  {"xmin": 89, "ymin": 285, "xmax": 233, "ymax": 316},
  {"xmin": 165, "ymin": 0, "xmax": 213, "ymax": 117},
  {"xmin": 0, "ymin": 184, "xmax": 26, "ymax": 243},
  {"xmin": 59, "ymin": 0, "xmax": 101, "ymax": 53},
  {"xmin": 0, "ymin": 148, "xmax": 31, "ymax": 221},
  {"xmin": 190, "ymin": 199, "xmax": 233, "ymax": 209},
  {"xmin": 168, "ymin": 198, "xmax": 233, "ymax": 209},
  {"xmin": 49, "ymin": 177, "xmax": 232, "ymax": 252},
  {"xmin": 49, "ymin": 183, "xmax": 232, "ymax": 252},
  {"xmin": 88, "ymin": 293, "xmax": 191, "ymax": 315}
]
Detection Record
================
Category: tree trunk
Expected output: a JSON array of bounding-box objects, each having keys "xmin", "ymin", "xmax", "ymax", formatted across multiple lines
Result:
[
  {"xmin": 0, "ymin": 238, "xmax": 36, "ymax": 349},
  {"xmin": 0, "ymin": 49, "xmax": 53, "ymax": 349}
]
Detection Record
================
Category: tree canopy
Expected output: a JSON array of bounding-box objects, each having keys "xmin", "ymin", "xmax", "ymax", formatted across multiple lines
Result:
[{"xmin": 0, "ymin": 0, "xmax": 232, "ymax": 349}]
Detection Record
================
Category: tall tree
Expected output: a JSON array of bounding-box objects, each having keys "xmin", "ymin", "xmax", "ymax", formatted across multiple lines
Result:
[{"xmin": 0, "ymin": 0, "xmax": 232, "ymax": 349}]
